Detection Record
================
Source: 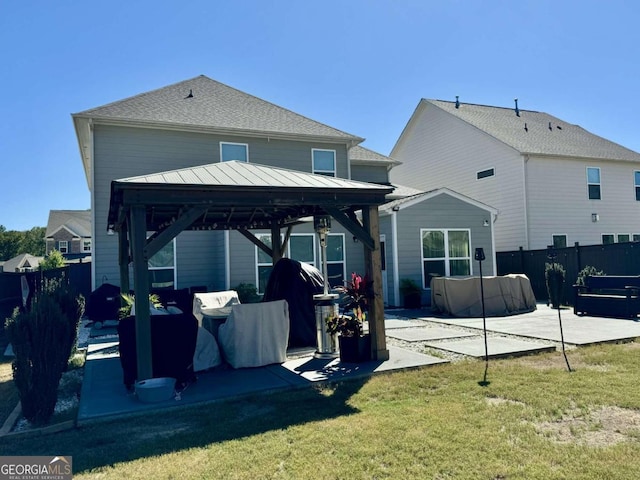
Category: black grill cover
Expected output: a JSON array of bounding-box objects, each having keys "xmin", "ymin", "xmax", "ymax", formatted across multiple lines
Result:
[
  {"xmin": 262, "ymin": 258, "xmax": 325, "ymax": 348},
  {"xmin": 85, "ymin": 283, "xmax": 121, "ymax": 321}
]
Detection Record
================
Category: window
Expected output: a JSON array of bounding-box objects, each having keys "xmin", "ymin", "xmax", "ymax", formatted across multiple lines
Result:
[
  {"xmin": 602, "ymin": 234, "xmax": 615, "ymax": 245},
  {"xmin": 617, "ymin": 234, "xmax": 631, "ymax": 243},
  {"xmin": 148, "ymin": 238, "xmax": 176, "ymax": 289},
  {"xmin": 635, "ymin": 171, "xmax": 640, "ymax": 201},
  {"xmin": 587, "ymin": 167, "xmax": 601, "ymax": 200},
  {"xmin": 312, "ymin": 149, "xmax": 336, "ymax": 177},
  {"xmin": 552, "ymin": 235, "xmax": 567, "ymax": 249},
  {"xmin": 476, "ymin": 168, "xmax": 495, "ymax": 180},
  {"xmin": 421, "ymin": 229, "xmax": 471, "ymax": 289},
  {"xmin": 255, "ymin": 233, "xmax": 273, "ymax": 294},
  {"xmin": 634, "ymin": 234, "xmax": 640, "ymax": 242},
  {"xmin": 58, "ymin": 240, "xmax": 68, "ymax": 253},
  {"xmin": 288, "ymin": 234, "xmax": 316, "ymax": 267},
  {"xmin": 82, "ymin": 239, "xmax": 92, "ymax": 252},
  {"xmin": 325, "ymin": 234, "xmax": 345, "ymax": 287},
  {"xmin": 220, "ymin": 142, "xmax": 248, "ymax": 162}
]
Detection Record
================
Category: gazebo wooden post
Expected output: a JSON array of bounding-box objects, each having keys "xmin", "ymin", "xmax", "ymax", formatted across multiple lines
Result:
[
  {"xmin": 362, "ymin": 206, "xmax": 389, "ymax": 361},
  {"xmin": 270, "ymin": 222, "xmax": 282, "ymax": 264},
  {"xmin": 129, "ymin": 205, "xmax": 153, "ymax": 381}
]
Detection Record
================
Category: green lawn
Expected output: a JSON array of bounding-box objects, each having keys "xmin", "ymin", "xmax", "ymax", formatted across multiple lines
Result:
[{"xmin": 1, "ymin": 341, "xmax": 640, "ymax": 479}]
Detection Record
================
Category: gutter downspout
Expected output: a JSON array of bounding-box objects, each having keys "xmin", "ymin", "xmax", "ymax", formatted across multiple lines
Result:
[
  {"xmin": 522, "ymin": 154, "xmax": 530, "ymax": 250},
  {"xmin": 89, "ymin": 119, "xmax": 96, "ymax": 292},
  {"xmin": 391, "ymin": 210, "xmax": 400, "ymax": 307}
]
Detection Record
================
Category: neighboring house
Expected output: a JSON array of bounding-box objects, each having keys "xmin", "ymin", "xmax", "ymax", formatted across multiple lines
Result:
[
  {"xmin": 45, "ymin": 210, "xmax": 92, "ymax": 260},
  {"xmin": 390, "ymin": 99, "xmax": 640, "ymax": 251},
  {"xmin": 72, "ymin": 75, "xmax": 493, "ymax": 306},
  {"xmin": 378, "ymin": 187, "xmax": 497, "ymax": 306},
  {"xmin": 1, "ymin": 253, "xmax": 43, "ymax": 273}
]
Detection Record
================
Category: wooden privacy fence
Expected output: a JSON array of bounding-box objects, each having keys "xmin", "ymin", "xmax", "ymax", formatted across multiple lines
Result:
[
  {"xmin": 0, "ymin": 262, "xmax": 91, "ymax": 319},
  {"xmin": 496, "ymin": 242, "xmax": 640, "ymax": 305}
]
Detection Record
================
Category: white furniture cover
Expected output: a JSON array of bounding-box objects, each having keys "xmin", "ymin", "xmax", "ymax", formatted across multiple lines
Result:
[
  {"xmin": 192, "ymin": 290, "xmax": 240, "ymax": 325},
  {"xmin": 193, "ymin": 327, "xmax": 222, "ymax": 372},
  {"xmin": 431, "ymin": 274, "xmax": 537, "ymax": 317},
  {"xmin": 217, "ymin": 300, "xmax": 290, "ymax": 368}
]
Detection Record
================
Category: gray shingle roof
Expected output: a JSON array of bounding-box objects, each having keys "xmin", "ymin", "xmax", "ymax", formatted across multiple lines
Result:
[
  {"xmin": 46, "ymin": 210, "xmax": 92, "ymax": 237},
  {"xmin": 2, "ymin": 254, "xmax": 43, "ymax": 272},
  {"xmin": 349, "ymin": 145, "xmax": 400, "ymax": 166},
  {"xmin": 74, "ymin": 75, "xmax": 363, "ymax": 142},
  {"xmin": 428, "ymin": 99, "xmax": 640, "ymax": 162}
]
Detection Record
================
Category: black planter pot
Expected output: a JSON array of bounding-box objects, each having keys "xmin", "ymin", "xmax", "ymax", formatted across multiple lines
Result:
[
  {"xmin": 403, "ymin": 292, "xmax": 422, "ymax": 309},
  {"xmin": 338, "ymin": 334, "xmax": 371, "ymax": 363}
]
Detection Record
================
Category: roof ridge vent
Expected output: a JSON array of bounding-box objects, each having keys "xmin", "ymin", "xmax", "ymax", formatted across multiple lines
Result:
[
  {"xmin": 514, "ymin": 98, "xmax": 520, "ymax": 117},
  {"xmin": 455, "ymin": 95, "xmax": 460, "ymax": 109}
]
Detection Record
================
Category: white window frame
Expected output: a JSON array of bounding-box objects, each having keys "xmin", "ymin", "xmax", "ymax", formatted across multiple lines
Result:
[
  {"xmin": 587, "ymin": 166, "xmax": 601, "ymax": 200},
  {"xmin": 602, "ymin": 234, "xmax": 615, "ymax": 245},
  {"xmin": 148, "ymin": 237, "xmax": 177, "ymax": 289},
  {"xmin": 312, "ymin": 148, "xmax": 336, "ymax": 177},
  {"xmin": 552, "ymin": 234, "xmax": 568, "ymax": 249},
  {"xmin": 58, "ymin": 240, "xmax": 68, "ymax": 254},
  {"xmin": 255, "ymin": 233, "xmax": 274, "ymax": 295},
  {"xmin": 82, "ymin": 239, "xmax": 92, "ymax": 252},
  {"xmin": 325, "ymin": 233, "xmax": 346, "ymax": 288},
  {"xmin": 476, "ymin": 167, "xmax": 495, "ymax": 180},
  {"xmin": 220, "ymin": 142, "xmax": 249, "ymax": 162},
  {"xmin": 617, "ymin": 234, "xmax": 631, "ymax": 243},
  {"xmin": 635, "ymin": 171, "xmax": 640, "ymax": 201},
  {"xmin": 288, "ymin": 233, "xmax": 317, "ymax": 267},
  {"xmin": 633, "ymin": 234, "xmax": 640, "ymax": 242},
  {"xmin": 420, "ymin": 229, "xmax": 472, "ymax": 289}
]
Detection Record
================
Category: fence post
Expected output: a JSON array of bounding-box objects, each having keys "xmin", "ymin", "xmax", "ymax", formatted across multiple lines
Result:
[
  {"xmin": 519, "ymin": 246, "xmax": 524, "ymax": 273},
  {"xmin": 574, "ymin": 242, "xmax": 581, "ymax": 272}
]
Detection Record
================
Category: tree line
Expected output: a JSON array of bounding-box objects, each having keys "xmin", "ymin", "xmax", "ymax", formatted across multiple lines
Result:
[{"xmin": 0, "ymin": 225, "xmax": 46, "ymax": 261}]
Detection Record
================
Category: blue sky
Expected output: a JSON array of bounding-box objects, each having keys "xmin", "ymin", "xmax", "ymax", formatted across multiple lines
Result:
[{"xmin": 2, "ymin": 1, "xmax": 639, "ymax": 231}]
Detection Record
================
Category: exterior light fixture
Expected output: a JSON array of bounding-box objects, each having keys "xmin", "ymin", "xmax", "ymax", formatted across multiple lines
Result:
[{"xmin": 591, "ymin": 213, "xmax": 599, "ymax": 222}]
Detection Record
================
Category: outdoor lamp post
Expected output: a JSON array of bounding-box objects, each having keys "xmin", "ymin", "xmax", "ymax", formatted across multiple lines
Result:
[
  {"xmin": 547, "ymin": 246, "xmax": 572, "ymax": 372},
  {"xmin": 475, "ymin": 247, "xmax": 490, "ymax": 386},
  {"xmin": 313, "ymin": 215, "xmax": 338, "ymax": 359}
]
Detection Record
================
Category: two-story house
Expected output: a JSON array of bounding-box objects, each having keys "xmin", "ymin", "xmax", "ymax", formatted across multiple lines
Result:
[
  {"xmin": 390, "ymin": 99, "xmax": 640, "ymax": 251},
  {"xmin": 45, "ymin": 209, "xmax": 92, "ymax": 260},
  {"xmin": 72, "ymin": 76, "xmax": 497, "ymax": 309}
]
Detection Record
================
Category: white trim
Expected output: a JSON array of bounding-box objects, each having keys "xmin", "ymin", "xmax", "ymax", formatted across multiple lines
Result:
[
  {"xmin": 601, "ymin": 233, "xmax": 615, "ymax": 244},
  {"xmin": 148, "ymin": 237, "xmax": 177, "ymax": 289},
  {"xmin": 82, "ymin": 238, "xmax": 92, "ymax": 253},
  {"xmin": 617, "ymin": 233, "xmax": 631, "ymax": 243},
  {"xmin": 380, "ymin": 187, "xmax": 498, "ymax": 217},
  {"xmin": 90, "ymin": 125, "xmax": 96, "ymax": 291},
  {"xmin": 391, "ymin": 211, "xmax": 400, "ymax": 306},
  {"xmin": 311, "ymin": 148, "xmax": 337, "ymax": 177},
  {"xmin": 224, "ymin": 230, "xmax": 231, "ymax": 289},
  {"xmin": 220, "ymin": 141, "xmax": 249, "ymax": 162},
  {"xmin": 58, "ymin": 240, "xmax": 69, "ymax": 253},
  {"xmin": 634, "ymin": 170, "xmax": 640, "ymax": 201},
  {"xmin": 48, "ymin": 224, "xmax": 86, "ymax": 238},
  {"xmin": 380, "ymin": 233, "xmax": 388, "ymax": 305},
  {"xmin": 326, "ymin": 233, "xmax": 346, "ymax": 287},
  {"xmin": 490, "ymin": 213, "xmax": 497, "ymax": 275},
  {"xmin": 288, "ymin": 233, "xmax": 317, "ymax": 267}
]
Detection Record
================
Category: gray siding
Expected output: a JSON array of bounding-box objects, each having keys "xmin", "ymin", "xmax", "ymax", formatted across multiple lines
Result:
[
  {"xmin": 351, "ymin": 164, "xmax": 390, "ymax": 184},
  {"xmin": 92, "ymin": 124, "xmax": 350, "ymax": 289}
]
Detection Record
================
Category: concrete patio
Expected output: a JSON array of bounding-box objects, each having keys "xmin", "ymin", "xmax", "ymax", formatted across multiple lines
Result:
[{"xmin": 77, "ymin": 304, "xmax": 640, "ymax": 424}]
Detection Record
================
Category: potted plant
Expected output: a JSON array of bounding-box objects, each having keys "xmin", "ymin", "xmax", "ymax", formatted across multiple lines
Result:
[
  {"xmin": 326, "ymin": 273, "xmax": 372, "ymax": 362},
  {"xmin": 545, "ymin": 262, "xmax": 566, "ymax": 309},
  {"xmin": 400, "ymin": 278, "xmax": 422, "ymax": 309}
]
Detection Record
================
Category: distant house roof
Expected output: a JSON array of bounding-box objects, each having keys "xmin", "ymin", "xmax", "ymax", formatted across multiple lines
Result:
[
  {"xmin": 74, "ymin": 75, "xmax": 363, "ymax": 143},
  {"xmin": 349, "ymin": 145, "xmax": 400, "ymax": 168},
  {"xmin": 416, "ymin": 99, "xmax": 640, "ymax": 162},
  {"xmin": 379, "ymin": 186, "xmax": 498, "ymax": 216},
  {"xmin": 1, "ymin": 253, "xmax": 43, "ymax": 273},
  {"xmin": 46, "ymin": 210, "xmax": 91, "ymax": 238}
]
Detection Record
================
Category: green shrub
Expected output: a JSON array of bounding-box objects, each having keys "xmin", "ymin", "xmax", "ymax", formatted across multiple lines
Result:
[
  {"xmin": 232, "ymin": 283, "xmax": 262, "ymax": 303},
  {"xmin": 4, "ymin": 277, "xmax": 84, "ymax": 426},
  {"xmin": 545, "ymin": 262, "xmax": 566, "ymax": 309},
  {"xmin": 576, "ymin": 265, "xmax": 605, "ymax": 286}
]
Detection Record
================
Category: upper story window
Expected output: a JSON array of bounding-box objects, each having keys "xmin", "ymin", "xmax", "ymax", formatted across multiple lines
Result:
[
  {"xmin": 82, "ymin": 239, "xmax": 92, "ymax": 252},
  {"xmin": 602, "ymin": 234, "xmax": 614, "ymax": 245},
  {"xmin": 58, "ymin": 240, "xmax": 68, "ymax": 253},
  {"xmin": 587, "ymin": 167, "xmax": 601, "ymax": 200},
  {"xmin": 476, "ymin": 168, "xmax": 495, "ymax": 180},
  {"xmin": 220, "ymin": 142, "xmax": 248, "ymax": 162},
  {"xmin": 635, "ymin": 171, "xmax": 640, "ymax": 201},
  {"xmin": 312, "ymin": 149, "xmax": 336, "ymax": 177}
]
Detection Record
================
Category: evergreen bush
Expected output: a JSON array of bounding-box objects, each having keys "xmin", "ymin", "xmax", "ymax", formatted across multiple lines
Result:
[{"xmin": 4, "ymin": 276, "xmax": 84, "ymax": 426}]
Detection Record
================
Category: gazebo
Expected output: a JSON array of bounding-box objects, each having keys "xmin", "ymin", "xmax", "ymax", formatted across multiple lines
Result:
[{"xmin": 107, "ymin": 161, "xmax": 394, "ymax": 380}]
